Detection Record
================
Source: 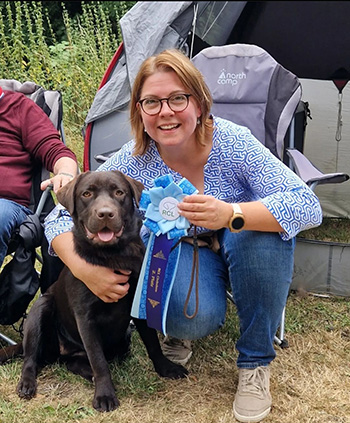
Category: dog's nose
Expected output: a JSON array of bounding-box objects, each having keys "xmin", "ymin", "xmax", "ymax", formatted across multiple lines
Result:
[{"xmin": 97, "ymin": 207, "xmax": 115, "ymax": 219}]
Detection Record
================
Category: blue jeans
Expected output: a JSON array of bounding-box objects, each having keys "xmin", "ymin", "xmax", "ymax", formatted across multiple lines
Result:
[
  {"xmin": 0, "ymin": 199, "xmax": 32, "ymax": 267},
  {"xmin": 147, "ymin": 229, "xmax": 295, "ymax": 368}
]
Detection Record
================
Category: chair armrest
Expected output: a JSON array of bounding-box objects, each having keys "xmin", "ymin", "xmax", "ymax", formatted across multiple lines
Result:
[
  {"xmin": 94, "ymin": 149, "xmax": 119, "ymax": 164},
  {"xmin": 35, "ymin": 185, "xmax": 53, "ymax": 217},
  {"xmin": 286, "ymin": 148, "xmax": 349, "ymax": 190}
]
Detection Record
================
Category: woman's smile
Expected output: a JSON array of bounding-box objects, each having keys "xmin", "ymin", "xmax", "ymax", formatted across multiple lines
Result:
[{"xmin": 158, "ymin": 123, "xmax": 180, "ymax": 131}]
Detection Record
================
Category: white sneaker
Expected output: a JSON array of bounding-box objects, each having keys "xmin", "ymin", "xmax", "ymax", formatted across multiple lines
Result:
[{"xmin": 233, "ymin": 366, "xmax": 272, "ymax": 422}]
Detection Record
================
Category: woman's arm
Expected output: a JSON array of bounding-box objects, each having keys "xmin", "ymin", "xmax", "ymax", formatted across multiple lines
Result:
[
  {"xmin": 178, "ymin": 196, "xmax": 283, "ymax": 233},
  {"xmin": 210, "ymin": 121, "xmax": 323, "ymax": 239}
]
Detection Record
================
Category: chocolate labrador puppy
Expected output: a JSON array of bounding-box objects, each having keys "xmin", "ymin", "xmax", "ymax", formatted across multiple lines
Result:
[{"xmin": 16, "ymin": 170, "xmax": 187, "ymax": 412}]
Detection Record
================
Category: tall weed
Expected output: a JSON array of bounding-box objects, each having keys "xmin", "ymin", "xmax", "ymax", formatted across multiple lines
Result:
[{"xmin": 0, "ymin": 1, "xmax": 134, "ymax": 165}]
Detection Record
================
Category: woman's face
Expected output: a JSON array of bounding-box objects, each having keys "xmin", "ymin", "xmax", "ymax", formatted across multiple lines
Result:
[{"xmin": 138, "ymin": 71, "xmax": 202, "ymax": 151}]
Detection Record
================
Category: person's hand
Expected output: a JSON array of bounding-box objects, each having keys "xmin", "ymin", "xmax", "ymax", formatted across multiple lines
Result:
[
  {"xmin": 178, "ymin": 194, "xmax": 232, "ymax": 230},
  {"xmin": 40, "ymin": 172, "xmax": 74, "ymax": 193},
  {"xmin": 52, "ymin": 231, "xmax": 131, "ymax": 303},
  {"xmin": 41, "ymin": 157, "xmax": 78, "ymax": 193},
  {"xmin": 71, "ymin": 260, "xmax": 131, "ymax": 303}
]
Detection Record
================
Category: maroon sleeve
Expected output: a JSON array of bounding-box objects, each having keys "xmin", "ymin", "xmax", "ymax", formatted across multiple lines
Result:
[{"xmin": 18, "ymin": 95, "xmax": 77, "ymax": 172}]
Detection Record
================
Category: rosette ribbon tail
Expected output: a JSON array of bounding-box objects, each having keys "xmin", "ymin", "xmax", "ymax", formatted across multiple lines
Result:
[{"xmin": 131, "ymin": 174, "xmax": 198, "ymax": 334}]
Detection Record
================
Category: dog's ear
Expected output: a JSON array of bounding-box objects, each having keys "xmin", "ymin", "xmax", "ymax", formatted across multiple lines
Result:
[
  {"xmin": 122, "ymin": 173, "xmax": 144, "ymax": 207},
  {"xmin": 56, "ymin": 173, "xmax": 83, "ymax": 215}
]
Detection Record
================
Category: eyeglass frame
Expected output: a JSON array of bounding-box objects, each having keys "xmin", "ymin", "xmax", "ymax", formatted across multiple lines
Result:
[{"xmin": 138, "ymin": 93, "xmax": 192, "ymax": 116}]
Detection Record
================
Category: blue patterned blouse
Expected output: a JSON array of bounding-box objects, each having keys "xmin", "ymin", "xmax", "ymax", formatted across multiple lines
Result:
[{"xmin": 45, "ymin": 116, "xmax": 322, "ymax": 253}]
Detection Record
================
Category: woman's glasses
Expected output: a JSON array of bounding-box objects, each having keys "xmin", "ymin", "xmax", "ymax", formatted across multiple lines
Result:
[{"xmin": 138, "ymin": 93, "xmax": 192, "ymax": 116}]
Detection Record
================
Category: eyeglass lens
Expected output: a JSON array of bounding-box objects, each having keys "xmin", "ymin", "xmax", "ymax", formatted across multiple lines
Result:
[{"xmin": 141, "ymin": 94, "xmax": 190, "ymax": 115}]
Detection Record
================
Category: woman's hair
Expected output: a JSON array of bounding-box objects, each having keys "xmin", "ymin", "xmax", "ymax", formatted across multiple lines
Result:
[{"xmin": 130, "ymin": 49, "xmax": 213, "ymax": 155}]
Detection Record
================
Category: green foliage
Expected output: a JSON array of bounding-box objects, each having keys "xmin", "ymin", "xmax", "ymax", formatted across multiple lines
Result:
[
  {"xmin": 298, "ymin": 217, "xmax": 350, "ymax": 243},
  {"xmin": 0, "ymin": 0, "xmax": 136, "ymax": 166}
]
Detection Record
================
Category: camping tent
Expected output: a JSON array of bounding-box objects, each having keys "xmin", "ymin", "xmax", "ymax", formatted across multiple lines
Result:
[{"xmin": 83, "ymin": 1, "xmax": 350, "ymax": 218}]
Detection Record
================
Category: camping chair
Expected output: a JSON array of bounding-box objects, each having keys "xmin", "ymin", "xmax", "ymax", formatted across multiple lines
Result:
[
  {"xmin": 191, "ymin": 43, "xmax": 349, "ymax": 347},
  {"xmin": 0, "ymin": 80, "xmax": 65, "ymax": 345}
]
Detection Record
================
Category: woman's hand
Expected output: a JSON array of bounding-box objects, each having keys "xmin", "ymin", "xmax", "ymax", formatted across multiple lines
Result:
[
  {"xmin": 178, "ymin": 195, "xmax": 232, "ymax": 230},
  {"xmin": 178, "ymin": 195, "xmax": 284, "ymax": 233},
  {"xmin": 71, "ymin": 262, "xmax": 131, "ymax": 303},
  {"xmin": 52, "ymin": 232, "xmax": 131, "ymax": 303}
]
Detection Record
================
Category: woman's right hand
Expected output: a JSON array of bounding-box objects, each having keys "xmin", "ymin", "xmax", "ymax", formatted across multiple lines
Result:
[
  {"xmin": 52, "ymin": 232, "xmax": 131, "ymax": 303},
  {"xmin": 72, "ymin": 262, "xmax": 131, "ymax": 303}
]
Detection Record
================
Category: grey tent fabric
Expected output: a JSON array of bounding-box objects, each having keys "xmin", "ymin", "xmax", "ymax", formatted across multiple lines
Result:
[
  {"xmin": 84, "ymin": 1, "xmax": 247, "ymax": 125},
  {"xmin": 292, "ymin": 238, "xmax": 350, "ymax": 297},
  {"xmin": 121, "ymin": 2, "xmax": 190, "ymax": 87},
  {"xmin": 85, "ymin": 1, "xmax": 192, "ymax": 125},
  {"xmin": 84, "ymin": 61, "xmax": 131, "ymax": 125}
]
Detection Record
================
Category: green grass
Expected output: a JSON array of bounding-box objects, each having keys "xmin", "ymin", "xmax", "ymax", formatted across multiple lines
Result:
[
  {"xmin": 0, "ymin": 292, "xmax": 350, "ymax": 423},
  {"xmin": 298, "ymin": 217, "xmax": 350, "ymax": 243}
]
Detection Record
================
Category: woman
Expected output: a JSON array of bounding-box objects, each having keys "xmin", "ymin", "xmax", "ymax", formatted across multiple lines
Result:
[{"xmin": 45, "ymin": 49, "xmax": 322, "ymax": 423}]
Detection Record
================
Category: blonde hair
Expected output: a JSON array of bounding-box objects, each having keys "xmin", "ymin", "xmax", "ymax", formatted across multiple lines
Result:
[{"xmin": 130, "ymin": 49, "xmax": 213, "ymax": 156}]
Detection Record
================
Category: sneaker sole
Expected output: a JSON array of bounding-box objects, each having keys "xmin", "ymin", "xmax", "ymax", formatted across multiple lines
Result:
[{"xmin": 233, "ymin": 403, "xmax": 271, "ymax": 423}]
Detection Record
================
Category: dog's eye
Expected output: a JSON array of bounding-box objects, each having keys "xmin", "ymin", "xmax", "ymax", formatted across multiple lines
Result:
[
  {"xmin": 82, "ymin": 191, "xmax": 92, "ymax": 198},
  {"xmin": 115, "ymin": 189, "xmax": 124, "ymax": 197}
]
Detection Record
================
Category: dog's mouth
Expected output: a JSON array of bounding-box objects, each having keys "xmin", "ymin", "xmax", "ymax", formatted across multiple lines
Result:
[{"xmin": 85, "ymin": 225, "xmax": 124, "ymax": 243}]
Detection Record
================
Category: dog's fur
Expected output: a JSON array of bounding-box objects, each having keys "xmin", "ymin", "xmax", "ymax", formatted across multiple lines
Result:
[{"xmin": 15, "ymin": 170, "xmax": 187, "ymax": 412}]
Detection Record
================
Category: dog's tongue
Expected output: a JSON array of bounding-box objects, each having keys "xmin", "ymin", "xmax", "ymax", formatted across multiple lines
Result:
[
  {"xmin": 98, "ymin": 229, "xmax": 115, "ymax": 242},
  {"xmin": 97, "ymin": 227, "xmax": 124, "ymax": 242}
]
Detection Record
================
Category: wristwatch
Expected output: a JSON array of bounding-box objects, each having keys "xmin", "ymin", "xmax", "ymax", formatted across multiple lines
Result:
[{"xmin": 228, "ymin": 203, "xmax": 245, "ymax": 232}]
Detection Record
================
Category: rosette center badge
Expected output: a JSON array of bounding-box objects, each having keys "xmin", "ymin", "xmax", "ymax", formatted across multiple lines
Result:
[{"xmin": 158, "ymin": 197, "xmax": 179, "ymax": 221}]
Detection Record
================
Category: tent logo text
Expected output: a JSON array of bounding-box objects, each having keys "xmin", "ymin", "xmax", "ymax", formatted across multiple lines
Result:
[{"xmin": 217, "ymin": 69, "xmax": 246, "ymax": 85}]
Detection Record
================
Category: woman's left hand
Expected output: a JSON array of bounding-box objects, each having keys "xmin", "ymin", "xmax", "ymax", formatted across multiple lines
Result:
[{"xmin": 178, "ymin": 194, "xmax": 232, "ymax": 230}]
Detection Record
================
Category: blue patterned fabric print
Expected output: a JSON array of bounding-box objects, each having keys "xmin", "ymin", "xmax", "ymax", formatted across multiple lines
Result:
[{"xmin": 44, "ymin": 116, "xmax": 322, "ymax": 254}]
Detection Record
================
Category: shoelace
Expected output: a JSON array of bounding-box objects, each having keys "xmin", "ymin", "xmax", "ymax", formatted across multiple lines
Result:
[{"xmin": 240, "ymin": 368, "xmax": 269, "ymax": 398}]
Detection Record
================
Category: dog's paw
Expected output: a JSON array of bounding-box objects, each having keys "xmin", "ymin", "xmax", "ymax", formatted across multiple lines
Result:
[
  {"xmin": 17, "ymin": 378, "xmax": 37, "ymax": 400},
  {"xmin": 93, "ymin": 392, "xmax": 120, "ymax": 412},
  {"xmin": 154, "ymin": 357, "xmax": 188, "ymax": 379}
]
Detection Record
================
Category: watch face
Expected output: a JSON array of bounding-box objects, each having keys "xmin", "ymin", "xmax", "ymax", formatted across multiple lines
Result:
[{"xmin": 232, "ymin": 216, "xmax": 244, "ymax": 230}]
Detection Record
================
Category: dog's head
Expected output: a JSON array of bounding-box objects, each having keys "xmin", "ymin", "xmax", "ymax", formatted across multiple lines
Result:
[{"xmin": 56, "ymin": 170, "xmax": 144, "ymax": 247}]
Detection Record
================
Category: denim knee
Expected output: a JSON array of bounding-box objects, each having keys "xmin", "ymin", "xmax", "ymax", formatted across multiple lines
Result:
[
  {"xmin": 165, "ymin": 241, "xmax": 228, "ymax": 340},
  {"xmin": 0, "ymin": 199, "xmax": 32, "ymax": 266}
]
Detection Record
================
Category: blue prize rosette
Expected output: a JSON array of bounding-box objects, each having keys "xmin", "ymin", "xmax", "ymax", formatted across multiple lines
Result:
[{"xmin": 131, "ymin": 174, "xmax": 198, "ymax": 334}]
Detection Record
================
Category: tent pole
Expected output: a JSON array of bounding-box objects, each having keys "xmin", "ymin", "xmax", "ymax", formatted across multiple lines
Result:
[{"xmin": 189, "ymin": 3, "xmax": 199, "ymax": 59}]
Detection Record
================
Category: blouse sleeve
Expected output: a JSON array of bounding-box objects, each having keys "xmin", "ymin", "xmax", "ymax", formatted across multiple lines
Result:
[
  {"xmin": 236, "ymin": 127, "xmax": 323, "ymax": 240},
  {"xmin": 44, "ymin": 204, "xmax": 74, "ymax": 256}
]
